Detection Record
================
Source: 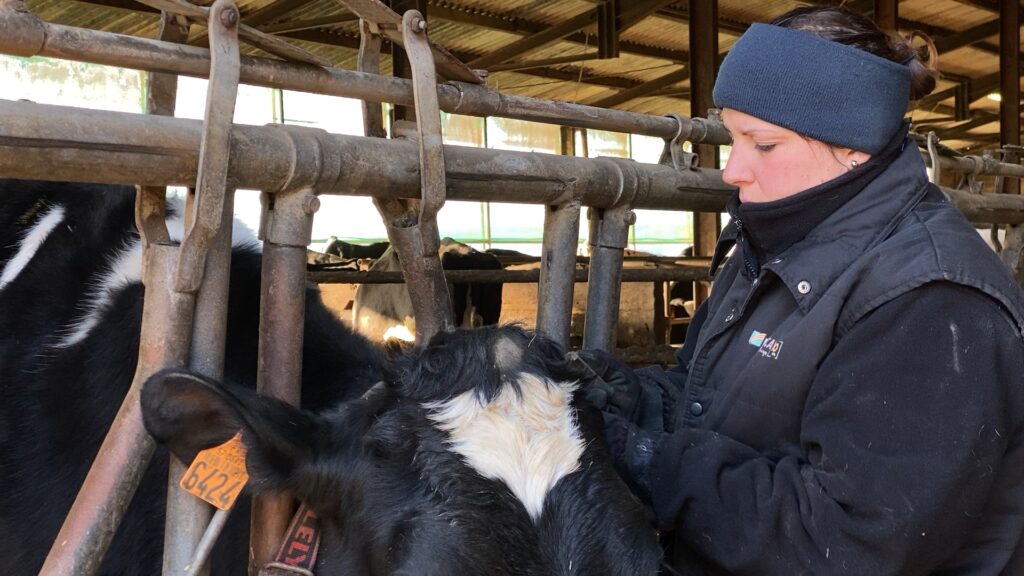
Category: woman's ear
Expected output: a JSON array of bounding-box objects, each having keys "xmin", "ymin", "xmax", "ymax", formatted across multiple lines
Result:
[{"xmin": 838, "ymin": 147, "xmax": 872, "ymax": 169}]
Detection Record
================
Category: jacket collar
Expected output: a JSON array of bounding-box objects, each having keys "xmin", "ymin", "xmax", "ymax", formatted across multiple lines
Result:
[
  {"xmin": 710, "ymin": 136, "xmax": 930, "ymax": 312},
  {"xmin": 763, "ymin": 137, "xmax": 929, "ymax": 312}
]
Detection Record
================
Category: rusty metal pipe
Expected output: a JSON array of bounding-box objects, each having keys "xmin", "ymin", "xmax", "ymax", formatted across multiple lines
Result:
[
  {"xmin": 251, "ymin": 184, "xmax": 318, "ymax": 573},
  {"xmin": 6, "ymin": 101, "xmax": 1024, "ymax": 223},
  {"xmin": 162, "ymin": 190, "xmax": 237, "ymax": 575},
  {"xmin": 0, "ymin": 100, "xmax": 733, "ymax": 212},
  {"xmin": 536, "ymin": 201, "xmax": 582, "ymax": 347},
  {"xmin": 251, "ymin": 240, "xmax": 308, "ymax": 574},
  {"xmin": 309, "ymin": 264, "xmax": 710, "ymax": 285},
  {"xmin": 0, "ymin": 6, "xmax": 728, "ymax": 143},
  {"xmin": 582, "ymin": 206, "xmax": 634, "ymax": 351},
  {"xmin": 921, "ymin": 151, "xmax": 1024, "ymax": 179}
]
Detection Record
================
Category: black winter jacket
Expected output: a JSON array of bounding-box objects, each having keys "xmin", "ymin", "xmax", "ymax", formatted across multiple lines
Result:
[{"xmin": 642, "ymin": 139, "xmax": 1024, "ymax": 575}]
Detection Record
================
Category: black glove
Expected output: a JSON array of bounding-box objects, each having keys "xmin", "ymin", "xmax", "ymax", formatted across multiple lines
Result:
[
  {"xmin": 572, "ymin": 349, "xmax": 677, "ymax": 433},
  {"xmin": 602, "ymin": 411, "xmax": 657, "ymax": 503}
]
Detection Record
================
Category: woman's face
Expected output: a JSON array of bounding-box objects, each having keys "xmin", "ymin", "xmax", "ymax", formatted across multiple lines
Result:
[{"xmin": 720, "ymin": 108, "xmax": 867, "ymax": 203}]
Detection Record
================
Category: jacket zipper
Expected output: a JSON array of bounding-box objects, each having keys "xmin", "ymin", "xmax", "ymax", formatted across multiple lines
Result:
[{"xmin": 732, "ymin": 217, "xmax": 759, "ymax": 280}]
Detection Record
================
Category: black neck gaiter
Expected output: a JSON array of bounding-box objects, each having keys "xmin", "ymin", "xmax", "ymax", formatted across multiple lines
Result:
[{"xmin": 726, "ymin": 124, "xmax": 909, "ymax": 280}]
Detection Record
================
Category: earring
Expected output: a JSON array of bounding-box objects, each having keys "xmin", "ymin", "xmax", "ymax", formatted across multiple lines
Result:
[{"xmin": 850, "ymin": 160, "xmax": 859, "ymax": 170}]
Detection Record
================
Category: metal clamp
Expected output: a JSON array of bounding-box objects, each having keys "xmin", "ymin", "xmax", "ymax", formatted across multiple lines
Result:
[
  {"xmin": 403, "ymin": 10, "xmax": 447, "ymax": 236},
  {"xmin": 995, "ymin": 145, "xmax": 1024, "ymax": 195},
  {"xmin": 134, "ymin": 0, "xmax": 329, "ymax": 66},
  {"xmin": 365, "ymin": 9, "xmax": 454, "ymax": 343},
  {"xmin": 174, "ymin": 0, "xmax": 240, "ymax": 294},
  {"xmin": 334, "ymin": 0, "xmax": 483, "ymax": 83},
  {"xmin": 358, "ymin": 18, "xmax": 387, "ymax": 139},
  {"xmin": 659, "ymin": 113, "xmax": 700, "ymax": 172},
  {"xmin": 926, "ymin": 131, "xmax": 942, "ymax": 185}
]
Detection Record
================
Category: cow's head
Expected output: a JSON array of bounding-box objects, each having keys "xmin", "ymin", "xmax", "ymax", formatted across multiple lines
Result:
[{"xmin": 140, "ymin": 325, "xmax": 598, "ymax": 518}]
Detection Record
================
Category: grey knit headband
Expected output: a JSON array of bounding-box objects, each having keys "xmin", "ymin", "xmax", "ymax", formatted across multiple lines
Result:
[{"xmin": 713, "ymin": 23, "xmax": 911, "ymax": 154}]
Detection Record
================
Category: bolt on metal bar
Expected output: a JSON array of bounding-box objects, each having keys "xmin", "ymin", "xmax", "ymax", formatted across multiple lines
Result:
[
  {"xmin": 582, "ymin": 205, "xmax": 636, "ymax": 351},
  {"xmin": 0, "ymin": 3, "xmax": 728, "ymax": 143},
  {"xmin": 337, "ymin": 0, "xmax": 483, "ymax": 83},
  {"xmin": 536, "ymin": 200, "xmax": 583, "ymax": 348}
]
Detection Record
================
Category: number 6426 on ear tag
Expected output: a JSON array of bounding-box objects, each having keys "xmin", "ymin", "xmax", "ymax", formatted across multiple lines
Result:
[{"xmin": 180, "ymin": 432, "xmax": 249, "ymax": 511}]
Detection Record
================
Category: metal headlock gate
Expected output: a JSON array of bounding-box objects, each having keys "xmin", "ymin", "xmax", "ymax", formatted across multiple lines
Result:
[{"xmin": 2, "ymin": 0, "xmax": 1024, "ymax": 573}]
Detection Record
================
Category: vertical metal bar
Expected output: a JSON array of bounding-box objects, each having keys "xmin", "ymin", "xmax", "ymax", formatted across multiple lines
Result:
[
  {"xmin": 142, "ymin": 12, "xmax": 201, "ymax": 576},
  {"xmin": 582, "ymin": 206, "xmax": 635, "ymax": 351},
  {"xmin": 652, "ymin": 280, "xmax": 667, "ymax": 345},
  {"xmin": 40, "ymin": 246, "xmax": 187, "ymax": 575},
  {"xmin": 251, "ymin": 184, "xmax": 320, "ymax": 574},
  {"xmin": 164, "ymin": 191, "xmax": 236, "ymax": 575},
  {"xmin": 1001, "ymin": 0, "xmax": 1020, "ymax": 196},
  {"xmin": 536, "ymin": 200, "xmax": 581, "ymax": 348},
  {"xmin": 873, "ymin": 0, "xmax": 897, "ymax": 32},
  {"xmin": 249, "ymin": 240, "xmax": 307, "ymax": 574},
  {"xmin": 688, "ymin": 0, "xmax": 719, "ymax": 308},
  {"xmin": 358, "ymin": 18, "xmax": 387, "ymax": 139},
  {"xmin": 163, "ymin": 2, "xmax": 240, "ymax": 572}
]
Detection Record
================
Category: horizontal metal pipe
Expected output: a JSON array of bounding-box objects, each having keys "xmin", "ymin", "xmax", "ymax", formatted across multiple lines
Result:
[
  {"xmin": 4, "ymin": 100, "xmax": 1024, "ymax": 223},
  {"xmin": 0, "ymin": 7, "xmax": 729, "ymax": 143},
  {"xmin": 0, "ymin": 99, "xmax": 733, "ymax": 211},
  {"xmin": 945, "ymin": 187, "xmax": 1024, "ymax": 225},
  {"xmin": 921, "ymin": 151, "xmax": 1024, "ymax": 179},
  {"xmin": 308, "ymin": 265, "xmax": 711, "ymax": 284}
]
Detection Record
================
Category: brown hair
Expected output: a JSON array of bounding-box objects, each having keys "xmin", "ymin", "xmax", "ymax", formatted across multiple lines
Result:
[{"xmin": 770, "ymin": 6, "xmax": 939, "ymax": 100}]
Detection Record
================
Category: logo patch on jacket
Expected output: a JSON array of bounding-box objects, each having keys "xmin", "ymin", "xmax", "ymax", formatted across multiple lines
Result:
[{"xmin": 749, "ymin": 330, "xmax": 783, "ymax": 359}]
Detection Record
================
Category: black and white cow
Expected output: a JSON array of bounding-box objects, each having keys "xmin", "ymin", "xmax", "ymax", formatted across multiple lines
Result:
[
  {"xmin": 352, "ymin": 238, "xmax": 504, "ymax": 341},
  {"xmin": 142, "ymin": 324, "xmax": 662, "ymax": 575},
  {"xmin": 322, "ymin": 236, "xmax": 391, "ymax": 260},
  {"xmin": 0, "ymin": 179, "xmax": 384, "ymax": 575}
]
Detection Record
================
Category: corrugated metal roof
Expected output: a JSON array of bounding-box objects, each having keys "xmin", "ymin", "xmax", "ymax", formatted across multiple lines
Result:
[{"xmin": 15, "ymin": 0, "xmax": 1023, "ymax": 152}]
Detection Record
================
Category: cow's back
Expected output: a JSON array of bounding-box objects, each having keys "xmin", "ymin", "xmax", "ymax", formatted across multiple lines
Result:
[{"xmin": 0, "ymin": 179, "xmax": 382, "ymax": 574}]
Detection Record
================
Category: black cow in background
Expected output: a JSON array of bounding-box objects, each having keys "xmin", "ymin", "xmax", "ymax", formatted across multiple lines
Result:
[
  {"xmin": 143, "ymin": 324, "xmax": 662, "ymax": 575},
  {"xmin": 322, "ymin": 236, "xmax": 391, "ymax": 260},
  {"xmin": 0, "ymin": 179, "xmax": 384, "ymax": 575},
  {"xmin": 352, "ymin": 238, "xmax": 503, "ymax": 341}
]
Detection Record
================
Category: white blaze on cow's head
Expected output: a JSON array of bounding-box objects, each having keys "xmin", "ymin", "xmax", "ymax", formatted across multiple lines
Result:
[
  {"xmin": 424, "ymin": 367, "xmax": 583, "ymax": 521},
  {"xmin": 404, "ymin": 327, "xmax": 587, "ymax": 521}
]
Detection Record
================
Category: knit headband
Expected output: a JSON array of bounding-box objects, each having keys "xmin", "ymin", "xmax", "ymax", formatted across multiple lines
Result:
[{"xmin": 712, "ymin": 23, "xmax": 911, "ymax": 154}]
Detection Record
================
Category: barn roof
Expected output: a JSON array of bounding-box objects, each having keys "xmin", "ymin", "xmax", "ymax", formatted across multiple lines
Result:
[{"xmin": 17, "ymin": 0, "xmax": 1024, "ymax": 152}]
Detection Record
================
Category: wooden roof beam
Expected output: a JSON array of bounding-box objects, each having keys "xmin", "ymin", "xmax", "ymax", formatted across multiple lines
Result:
[
  {"xmin": 467, "ymin": 7, "xmax": 597, "ymax": 70},
  {"xmin": 427, "ymin": 3, "xmax": 686, "ymax": 62},
  {"xmin": 585, "ymin": 66, "xmax": 689, "ymax": 108},
  {"xmin": 279, "ymin": 28, "xmax": 645, "ymax": 90},
  {"xmin": 950, "ymin": 0, "xmax": 1024, "ymax": 24},
  {"xmin": 933, "ymin": 111, "xmax": 999, "ymax": 140},
  {"xmin": 932, "ymin": 18, "xmax": 999, "ymax": 54}
]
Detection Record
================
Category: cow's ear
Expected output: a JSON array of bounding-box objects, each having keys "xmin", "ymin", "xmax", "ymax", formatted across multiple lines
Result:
[{"xmin": 141, "ymin": 369, "xmax": 319, "ymax": 492}]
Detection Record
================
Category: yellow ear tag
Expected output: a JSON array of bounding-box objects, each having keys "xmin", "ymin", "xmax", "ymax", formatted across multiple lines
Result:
[{"xmin": 179, "ymin": 432, "xmax": 249, "ymax": 510}]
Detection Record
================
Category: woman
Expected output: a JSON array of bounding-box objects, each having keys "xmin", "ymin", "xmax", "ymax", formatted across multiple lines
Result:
[{"xmin": 580, "ymin": 6, "xmax": 1024, "ymax": 575}]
